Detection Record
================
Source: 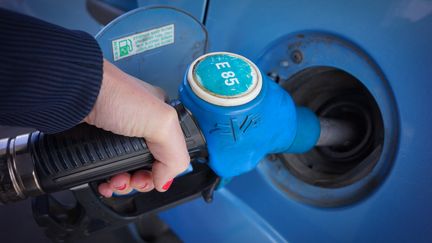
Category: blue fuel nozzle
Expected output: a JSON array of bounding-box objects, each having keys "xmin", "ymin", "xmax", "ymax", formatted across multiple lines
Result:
[{"xmin": 179, "ymin": 52, "xmax": 321, "ymax": 178}]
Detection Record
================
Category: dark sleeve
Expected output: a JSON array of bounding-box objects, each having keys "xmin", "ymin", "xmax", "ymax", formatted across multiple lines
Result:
[{"xmin": 0, "ymin": 8, "xmax": 103, "ymax": 134}]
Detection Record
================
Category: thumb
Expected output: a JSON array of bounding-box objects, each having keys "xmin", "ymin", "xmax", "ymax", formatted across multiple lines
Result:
[
  {"xmin": 151, "ymin": 160, "xmax": 178, "ymax": 191},
  {"xmin": 145, "ymin": 113, "xmax": 190, "ymax": 191}
]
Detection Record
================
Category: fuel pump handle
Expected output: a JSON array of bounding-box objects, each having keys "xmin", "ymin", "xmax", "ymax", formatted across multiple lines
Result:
[{"xmin": 0, "ymin": 102, "xmax": 207, "ymax": 204}]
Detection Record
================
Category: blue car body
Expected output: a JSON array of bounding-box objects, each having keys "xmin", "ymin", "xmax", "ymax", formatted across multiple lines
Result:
[{"xmin": 1, "ymin": 0, "xmax": 431, "ymax": 242}]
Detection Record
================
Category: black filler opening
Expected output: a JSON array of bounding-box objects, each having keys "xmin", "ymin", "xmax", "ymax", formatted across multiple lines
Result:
[{"xmin": 276, "ymin": 67, "xmax": 384, "ymax": 188}]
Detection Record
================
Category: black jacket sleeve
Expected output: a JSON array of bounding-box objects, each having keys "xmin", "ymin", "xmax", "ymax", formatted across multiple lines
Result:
[{"xmin": 0, "ymin": 8, "xmax": 103, "ymax": 133}]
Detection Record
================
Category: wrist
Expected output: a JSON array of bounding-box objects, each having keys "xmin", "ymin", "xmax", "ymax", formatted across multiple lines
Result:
[{"xmin": 84, "ymin": 59, "xmax": 113, "ymax": 125}]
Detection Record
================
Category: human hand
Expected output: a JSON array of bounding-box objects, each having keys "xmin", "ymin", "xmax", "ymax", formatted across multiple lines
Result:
[{"xmin": 84, "ymin": 60, "xmax": 190, "ymax": 197}]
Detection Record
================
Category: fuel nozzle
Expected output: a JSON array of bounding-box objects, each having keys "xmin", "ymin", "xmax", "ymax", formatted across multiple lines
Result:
[{"xmin": 179, "ymin": 52, "xmax": 359, "ymax": 178}]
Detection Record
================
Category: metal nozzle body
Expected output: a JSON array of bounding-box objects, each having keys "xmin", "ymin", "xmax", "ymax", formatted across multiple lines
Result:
[{"xmin": 317, "ymin": 118, "xmax": 358, "ymax": 147}]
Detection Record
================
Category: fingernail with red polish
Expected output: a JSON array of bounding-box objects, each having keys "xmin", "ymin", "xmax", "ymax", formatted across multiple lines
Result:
[
  {"xmin": 115, "ymin": 184, "xmax": 127, "ymax": 191},
  {"xmin": 162, "ymin": 179, "xmax": 173, "ymax": 190}
]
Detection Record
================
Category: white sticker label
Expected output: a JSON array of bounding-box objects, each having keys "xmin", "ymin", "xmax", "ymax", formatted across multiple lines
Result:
[{"xmin": 112, "ymin": 24, "xmax": 175, "ymax": 61}]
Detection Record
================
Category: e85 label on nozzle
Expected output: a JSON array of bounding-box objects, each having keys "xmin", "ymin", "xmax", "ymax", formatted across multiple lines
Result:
[
  {"xmin": 188, "ymin": 52, "xmax": 262, "ymax": 106},
  {"xmin": 214, "ymin": 61, "xmax": 240, "ymax": 87}
]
